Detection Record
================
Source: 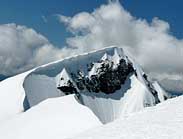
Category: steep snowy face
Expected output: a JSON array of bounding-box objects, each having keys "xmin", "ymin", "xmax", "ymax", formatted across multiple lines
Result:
[{"xmin": 53, "ymin": 47, "xmax": 169, "ymax": 123}]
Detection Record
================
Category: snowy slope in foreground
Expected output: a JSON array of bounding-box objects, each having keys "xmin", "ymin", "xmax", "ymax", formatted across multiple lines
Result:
[
  {"xmin": 0, "ymin": 95, "xmax": 102, "ymax": 139},
  {"xmin": 73, "ymin": 96, "xmax": 183, "ymax": 139}
]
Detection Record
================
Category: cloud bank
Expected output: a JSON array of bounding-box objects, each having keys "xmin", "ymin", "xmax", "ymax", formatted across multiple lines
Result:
[
  {"xmin": 0, "ymin": 24, "xmax": 63, "ymax": 76},
  {"xmin": 0, "ymin": 2, "xmax": 182, "ymax": 92},
  {"xmin": 58, "ymin": 2, "xmax": 183, "ymax": 92}
]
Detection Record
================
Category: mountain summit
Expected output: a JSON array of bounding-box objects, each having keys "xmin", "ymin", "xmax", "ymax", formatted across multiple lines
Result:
[
  {"xmin": 55, "ymin": 47, "xmax": 169, "ymax": 123},
  {"xmin": 0, "ymin": 46, "xmax": 169, "ymax": 123}
]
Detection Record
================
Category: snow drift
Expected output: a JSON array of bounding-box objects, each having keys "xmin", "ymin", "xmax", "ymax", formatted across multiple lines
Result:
[{"xmin": 0, "ymin": 46, "xmax": 169, "ymax": 124}]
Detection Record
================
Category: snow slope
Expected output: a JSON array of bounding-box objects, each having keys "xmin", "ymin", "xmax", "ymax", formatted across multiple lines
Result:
[
  {"xmin": 0, "ymin": 95, "xmax": 102, "ymax": 139},
  {"xmin": 73, "ymin": 96, "xmax": 183, "ymax": 139}
]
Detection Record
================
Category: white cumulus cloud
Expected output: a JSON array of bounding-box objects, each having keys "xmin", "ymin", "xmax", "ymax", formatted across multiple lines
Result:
[
  {"xmin": 0, "ymin": 23, "xmax": 63, "ymax": 76},
  {"xmin": 58, "ymin": 2, "xmax": 183, "ymax": 92},
  {"xmin": 0, "ymin": 2, "xmax": 182, "ymax": 92}
]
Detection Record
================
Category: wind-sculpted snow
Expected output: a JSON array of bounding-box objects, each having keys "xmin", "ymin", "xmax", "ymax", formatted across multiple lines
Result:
[{"xmin": 0, "ymin": 46, "xmax": 169, "ymax": 124}]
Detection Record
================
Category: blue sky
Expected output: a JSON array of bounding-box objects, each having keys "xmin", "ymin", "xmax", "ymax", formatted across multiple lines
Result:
[
  {"xmin": 0, "ymin": 0, "xmax": 182, "ymax": 47},
  {"xmin": 0, "ymin": 0, "xmax": 107, "ymax": 47}
]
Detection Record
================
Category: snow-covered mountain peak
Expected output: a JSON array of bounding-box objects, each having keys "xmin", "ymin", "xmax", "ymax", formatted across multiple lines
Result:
[{"xmin": 0, "ymin": 46, "xmax": 170, "ymax": 124}]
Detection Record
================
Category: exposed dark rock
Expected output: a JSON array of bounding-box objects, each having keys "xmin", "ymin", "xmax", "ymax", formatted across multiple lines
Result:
[
  {"xmin": 57, "ymin": 80, "xmax": 78, "ymax": 95},
  {"xmin": 58, "ymin": 56, "xmax": 135, "ymax": 95},
  {"xmin": 57, "ymin": 52, "xmax": 162, "ymax": 104},
  {"xmin": 142, "ymin": 73, "xmax": 160, "ymax": 103}
]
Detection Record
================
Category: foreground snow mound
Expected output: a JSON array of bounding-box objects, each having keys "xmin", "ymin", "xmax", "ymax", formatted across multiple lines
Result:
[
  {"xmin": 0, "ymin": 95, "xmax": 102, "ymax": 139},
  {"xmin": 0, "ymin": 46, "xmax": 169, "ymax": 123},
  {"xmin": 73, "ymin": 96, "xmax": 183, "ymax": 139}
]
